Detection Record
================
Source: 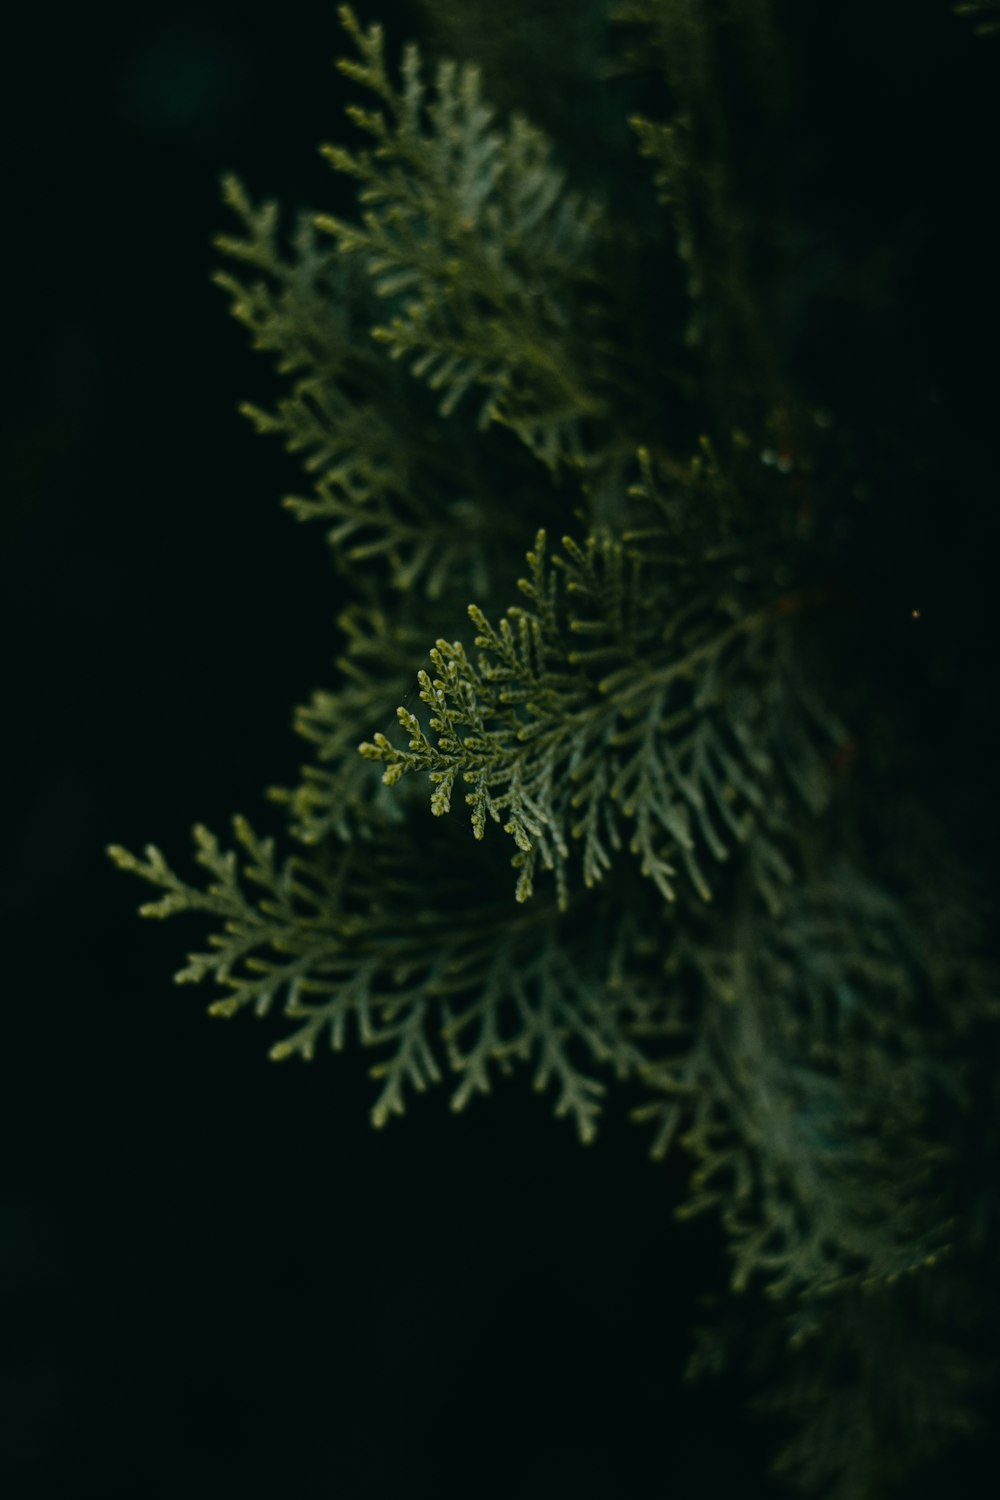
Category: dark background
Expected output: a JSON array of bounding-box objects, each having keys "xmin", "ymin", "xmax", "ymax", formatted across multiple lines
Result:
[{"xmin": 1, "ymin": 3, "xmax": 997, "ymax": 1497}]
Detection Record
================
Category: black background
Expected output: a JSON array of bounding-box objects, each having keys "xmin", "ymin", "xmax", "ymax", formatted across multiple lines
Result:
[{"xmin": 2, "ymin": 3, "xmax": 997, "ymax": 1497}]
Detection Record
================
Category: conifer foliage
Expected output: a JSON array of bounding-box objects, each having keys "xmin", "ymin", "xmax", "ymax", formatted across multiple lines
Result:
[{"xmin": 110, "ymin": 3, "xmax": 999, "ymax": 1493}]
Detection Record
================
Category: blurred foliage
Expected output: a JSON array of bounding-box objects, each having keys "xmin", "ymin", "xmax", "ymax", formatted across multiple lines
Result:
[{"xmin": 109, "ymin": 3, "xmax": 1000, "ymax": 1495}]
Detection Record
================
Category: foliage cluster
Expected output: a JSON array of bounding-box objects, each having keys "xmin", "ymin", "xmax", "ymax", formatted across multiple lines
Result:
[{"xmin": 111, "ymin": 4, "xmax": 999, "ymax": 1492}]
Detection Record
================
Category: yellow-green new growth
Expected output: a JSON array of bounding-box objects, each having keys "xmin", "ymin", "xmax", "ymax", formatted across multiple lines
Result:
[{"xmin": 360, "ymin": 521, "xmax": 843, "ymax": 911}]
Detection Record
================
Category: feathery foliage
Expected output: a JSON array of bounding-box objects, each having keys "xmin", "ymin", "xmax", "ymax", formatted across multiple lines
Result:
[
  {"xmin": 359, "ymin": 510, "xmax": 843, "ymax": 911},
  {"xmin": 110, "ymin": 3, "xmax": 999, "ymax": 1494},
  {"xmin": 314, "ymin": 4, "xmax": 613, "ymax": 470}
]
